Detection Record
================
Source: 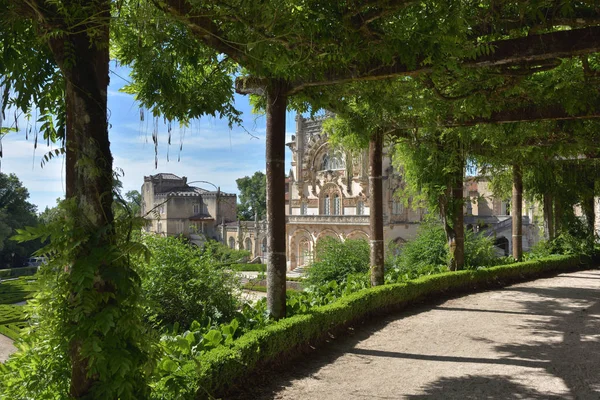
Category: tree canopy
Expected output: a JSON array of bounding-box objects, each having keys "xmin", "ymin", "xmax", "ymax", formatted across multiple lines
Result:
[
  {"xmin": 2, "ymin": 0, "xmax": 600, "ymax": 396},
  {"xmin": 236, "ymin": 171, "xmax": 267, "ymax": 221},
  {"xmin": 0, "ymin": 173, "xmax": 39, "ymax": 268}
]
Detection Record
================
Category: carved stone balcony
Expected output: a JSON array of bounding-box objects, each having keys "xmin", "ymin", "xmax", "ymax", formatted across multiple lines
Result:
[{"xmin": 286, "ymin": 215, "xmax": 370, "ymax": 226}]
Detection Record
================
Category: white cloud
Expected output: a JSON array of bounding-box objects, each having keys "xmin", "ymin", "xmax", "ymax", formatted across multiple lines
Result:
[
  {"xmin": 113, "ymin": 153, "xmax": 261, "ymax": 196},
  {"xmin": 0, "ymin": 67, "xmax": 299, "ymax": 211},
  {"xmin": 110, "ymin": 123, "xmax": 264, "ymax": 150},
  {"xmin": 0, "ymin": 134, "xmax": 65, "ymax": 210}
]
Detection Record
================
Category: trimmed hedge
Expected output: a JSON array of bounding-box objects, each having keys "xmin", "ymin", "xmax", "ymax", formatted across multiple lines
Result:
[
  {"xmin": 0, "ymin": 322, "xmax": 25, "ymax": 340},
  {"xmin": 0, "ymin": 266, "xmax": 37, "ymax": 279},
  {"xmin": 195, "ymin": 255, "xmax": 586, "ymax": 398},
  {"xmin": 228, "ymin": 263, "xmax": 266, "ymax": 272},
  {"xmin": 0, "ymin": 305, "xmax": 27, "ymax": 340},
  {"xmin": 0, "ymin": 277, "xmax": 35, "ymax": 305}
]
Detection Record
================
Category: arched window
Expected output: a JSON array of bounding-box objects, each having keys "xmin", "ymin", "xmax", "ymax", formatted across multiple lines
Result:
[
  {"xmin": 245, "ymin": 237, "xmax": 253, "ymax": 252},
  {"xmin": 262, "ymin": 237, "xmax": 267, "ymax": 254},
  {"xmin": 323, "ymin": 195, "xmax": 330, "ymax": 215},
  {"xmin": 333, "ymin": 194, "xmax": 341, "ymax": 215},
  {"xmin": 357, "ymin": 201, "xmax": 364, "ymax": 215},
  {"xmin": 321, "ymin": 150, "xmax": 345, "ymax": 170},
  {"xmin": 228, "ymin": 237, "xmax": 235, "ymax": 249}
]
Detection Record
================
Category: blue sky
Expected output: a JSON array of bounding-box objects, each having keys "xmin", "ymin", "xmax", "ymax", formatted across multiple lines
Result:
[{"xmin": 1, "ymin": 64, "xmax": 297, "ymax": 212}]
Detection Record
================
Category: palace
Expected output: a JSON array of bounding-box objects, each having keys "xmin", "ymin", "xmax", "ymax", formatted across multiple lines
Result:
[
  {"xmin": 284, "ymin": 114, "xmax": 540, "ymax": 270},
  {"xmin": 284, "ymin": 114, "xmax": 425, "ymax": 270},
  {"xmin": 142, "ymin": 115, "xmax": 557, "ymax": 270}
]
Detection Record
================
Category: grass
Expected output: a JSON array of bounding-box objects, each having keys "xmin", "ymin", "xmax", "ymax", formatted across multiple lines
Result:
[
  {"xmin": 242, "ymin": 283, "xmax": 299, "ymax": 294},
  {"xmin": 0, "ymin": 277, "xmax": 36, "ymax": 339}
]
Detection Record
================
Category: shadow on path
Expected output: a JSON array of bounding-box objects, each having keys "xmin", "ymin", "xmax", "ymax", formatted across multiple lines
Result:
[
  {"xmin": 230, "ymin": 270, "xmax": 600, "ymax": 399},
  {"xmin": 405, "ymin": 375, "xmax": 563, "ymax": 399}
]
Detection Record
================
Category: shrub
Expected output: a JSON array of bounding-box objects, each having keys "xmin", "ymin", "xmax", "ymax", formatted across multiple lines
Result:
[
  {"xmin": 525, "ymin": 228, "xmax": 598, "ymax": 261},
  {"xmin": 387, "ymin": 219, "xmax": 501, "ymax": 279},
  {"xmin": 463, "ymin": 228, "xmax": 499, "ymax": 268},
  {"xmin": 201, "ymin": 240, "xmax": 251, "ymax": 265},
  {"xmin": 138, "ymin": 235, "xmax": 242, "ymax": 329},
  {"xmin": 387, "ymin": 219, "xmax": 447, "ymax": 270},
  {"xmin": 306, "ymin": 238, "xmax": 369, "ymax": 287}
]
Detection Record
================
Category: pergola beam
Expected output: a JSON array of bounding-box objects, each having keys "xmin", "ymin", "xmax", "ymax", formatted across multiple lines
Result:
[
  {"xmin": 446, "ymin": 104, "xmax": 600, "ymax": 127},
  {"xmin": 236, "ymin": 26, "xmax": 600, "ymax": 96}
]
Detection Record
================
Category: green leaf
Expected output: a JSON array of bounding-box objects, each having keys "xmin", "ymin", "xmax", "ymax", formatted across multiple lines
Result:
[
  {"xmin": 203, "ymin": 330, "xmax": 223, "ymax": 347},
  {"xmin": 160, "ymin": 359, "xmax": 178, "ymax": 373}
]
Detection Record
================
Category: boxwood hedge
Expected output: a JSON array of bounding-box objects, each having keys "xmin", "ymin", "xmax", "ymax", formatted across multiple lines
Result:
[
  {"xmin": 194, "ymin": 254, "xmax": 587, "ymax": 398},
  {"xmin": 0, "ymin": 266, "xmax": 37, "ymax": 279},
  {"xmin": 227, "ymin": 263, "xmax": 266, "ymax": 272}
]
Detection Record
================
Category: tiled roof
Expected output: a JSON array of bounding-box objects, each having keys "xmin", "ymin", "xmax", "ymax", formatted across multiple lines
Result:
[
  {"xmin": 152, "ymin": 173, "xmax": 181, "ymax": 180},
  {"xmin": 160, "ymin": 186, "xmax": 202, "ymax": 197}
]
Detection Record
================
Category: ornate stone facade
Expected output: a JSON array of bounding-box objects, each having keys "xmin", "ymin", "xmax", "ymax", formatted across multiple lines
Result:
[{"xmin": 286, "ymin": 114, "xmax": 423, "ymax": 270}]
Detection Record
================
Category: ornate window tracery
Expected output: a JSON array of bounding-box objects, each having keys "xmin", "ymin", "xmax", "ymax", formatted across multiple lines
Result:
[
  {"xmin": 320, "ymin": 184, "xmax": 344, "ymax": 216},
  {"xmin": 301, "ymin": 201, "xmax": 308, "ymax": 215},
  {"xmin": 333, "ymin": 194, "xmax": 341, "ymax": 215},
  {"xmin": 228, "ymin": 237, "xmax": 235, "ymax": 249},
  {"xmin": 357, "ymin": 200, "xmax": 365, "ymax": 215},
  {"xmin": 320, "ymin": 149, "xmax": 345, "ymax": 170}
]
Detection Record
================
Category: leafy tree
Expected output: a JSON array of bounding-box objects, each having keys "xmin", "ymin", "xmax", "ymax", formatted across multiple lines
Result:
[
  {"xmin": 124, "ymin": 190, "xmax": 142, "ymax": 215},
  {"xmin": 113, "ymin": 189, "xmax": 141, "ymax": 219},
  {"xmin": 0, "ymin": 173, "xmax": 40, "ymax": 267},
  {"xmin": 4, "ymin": 199, "xmax": 152, "ymax": 399},
  {"xmin": 0, "ymin": 1, "xmax": 151, "ymax": 396},
  {"xmin": 138, "ymin": 235, "xmax": 241, "ymax": 329},
  {"xmin": 236, "ymin": 172, "xmax": 266, "ymax": 221},
  {"xmin": 38, "ymin": 201, "xmax": 62, "ymax": 226},
  {"xmin": 306, "ymin": 238, "xmax": 370, "ymax": 287}
]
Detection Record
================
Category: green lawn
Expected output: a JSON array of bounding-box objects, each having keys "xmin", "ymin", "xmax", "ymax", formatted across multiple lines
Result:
[
  {"xmin": 242, "ymin": 282, "xmax": 299, "ymax": 294},
  {"xmin": 0, "ymin": 277, "xmax": 36, "ymax": 340}
]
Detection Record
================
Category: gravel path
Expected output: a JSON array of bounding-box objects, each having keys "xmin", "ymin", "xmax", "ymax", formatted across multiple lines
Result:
[
  {"xmin": 238, "ymin": 269, "xmax": 600, "ymax": 399},
  {"xmin": 0, "ymin": 333, "xmax": 16, "ymax": 363}
]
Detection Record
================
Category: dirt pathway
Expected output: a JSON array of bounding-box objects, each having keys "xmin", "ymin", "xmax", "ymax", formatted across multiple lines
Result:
[
  {"xmin": 239, "ymin": 269, "xmax": 600, "ymax": 399},
  {"xmin": 0, "ymin": 333, "xmax": 16, "ymax": 363}
]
